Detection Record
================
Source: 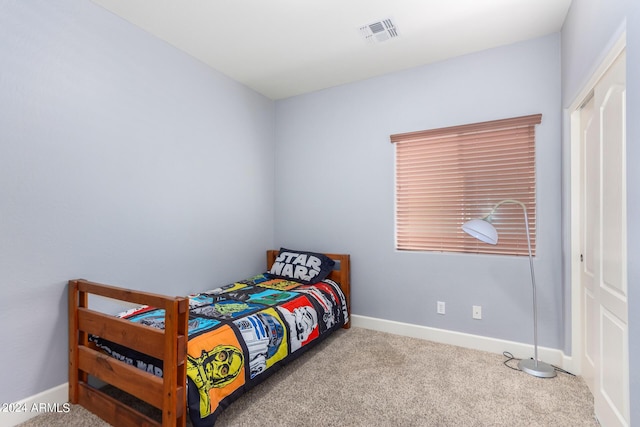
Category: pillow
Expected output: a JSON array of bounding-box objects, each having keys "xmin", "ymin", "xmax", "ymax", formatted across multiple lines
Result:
[{"xmin": 268, "ymin": 248, "xmax": 335, "ymax": 285}]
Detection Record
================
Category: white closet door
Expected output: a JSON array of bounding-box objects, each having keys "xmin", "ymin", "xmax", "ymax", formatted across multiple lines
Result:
[{"xmin": 580, "ymin": 50, "xmax": 629, "ymax": 427}]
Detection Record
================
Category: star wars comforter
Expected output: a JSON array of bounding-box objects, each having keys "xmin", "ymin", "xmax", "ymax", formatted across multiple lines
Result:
[{"xmin": 90, "ymin": 273, "xmax": 349, "ymax": 427}]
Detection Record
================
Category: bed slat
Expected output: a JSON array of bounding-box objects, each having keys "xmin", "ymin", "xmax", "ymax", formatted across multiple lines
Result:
[
  {"xmin": 77, "ymin": 383, "xmax": 161, "ymax": 427},
  {"xmin": 78, "ymin": 346, "xmax": 169, "ymax": 409},
  {"xmin": 77, "ymin": 306, "xmax": 186, "ymax": 364},
  {"xmin": 78, "ymin": 308, "xmax": 166, "ymax": 360},
  {"xmin": 76, "ymin": 279, "xmax": 178, "ymax": 309}
]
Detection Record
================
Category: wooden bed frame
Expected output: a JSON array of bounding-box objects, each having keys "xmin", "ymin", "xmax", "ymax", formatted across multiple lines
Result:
[{"xmin": 68, "ymin": 250, "xmax": 350, "ymax": 427}]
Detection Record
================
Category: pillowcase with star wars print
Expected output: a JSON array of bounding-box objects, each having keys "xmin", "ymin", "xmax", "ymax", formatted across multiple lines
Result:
[{"xmin": 267, "ymin": 248, "xmax": 335, "ymax": 285}]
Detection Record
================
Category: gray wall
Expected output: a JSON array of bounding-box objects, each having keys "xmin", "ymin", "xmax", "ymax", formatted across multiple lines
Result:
[
  {"xmin": 0, "ymin": 1, "xmax": 275, "ymax": 404},
  {"xmin": 274, "ymin": 35, "xmax": 563, "ymax": 349},
  {"xmin": 561, "ymin": 0, "xmax": 638, "ymax": 423}
]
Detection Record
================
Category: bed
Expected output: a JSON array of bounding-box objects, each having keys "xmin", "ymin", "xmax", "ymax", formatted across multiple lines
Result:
[{"xmin": 68, "ymin": 249, "xmax": 350, "ymax": 427}]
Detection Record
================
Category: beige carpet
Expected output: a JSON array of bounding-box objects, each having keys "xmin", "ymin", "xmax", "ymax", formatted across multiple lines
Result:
[{"xmin": 19, "ymin": 327, "xmax": 598, "ymax": 426}]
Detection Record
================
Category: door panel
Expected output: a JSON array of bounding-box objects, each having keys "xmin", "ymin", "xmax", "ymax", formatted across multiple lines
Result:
[
  {"xmin": 601, "ymin": 82, "xmax": 626, "ymax": 298},
  {"xmin": 600, "ymin": 310, "xmax": 626, "ymax": 415}
]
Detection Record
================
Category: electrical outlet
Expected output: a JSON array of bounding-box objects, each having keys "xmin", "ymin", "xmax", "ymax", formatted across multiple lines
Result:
[
  {"xmin": 472, "ymin": 305, "xmax": 482, "ymax": 319},
  {"xmin": 437, "ymin": 301, "xmax": 445, "ymax": 315}
]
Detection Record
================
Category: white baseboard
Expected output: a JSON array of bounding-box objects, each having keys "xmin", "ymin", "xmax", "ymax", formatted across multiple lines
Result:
[
  {"xmin": 351, "ymin": 314, "xmax": 578, "ymax": 375},
  {"xmin": 1, "ymin": 383, "xmax": 69, "ymax": 427}
]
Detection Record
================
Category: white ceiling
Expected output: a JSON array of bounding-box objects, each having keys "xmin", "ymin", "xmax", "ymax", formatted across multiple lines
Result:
[{"xmin": 91, "ymin": 0, "xmax": 572, "ymax": 100}]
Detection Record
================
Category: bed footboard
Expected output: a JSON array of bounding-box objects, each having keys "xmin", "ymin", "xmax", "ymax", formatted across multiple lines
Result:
[{"xmin": 68, "ymin": 279, "xmax": 189, "ymax": 427}]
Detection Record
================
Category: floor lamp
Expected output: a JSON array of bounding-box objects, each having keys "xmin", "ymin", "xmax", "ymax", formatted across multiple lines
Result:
[{"xmin": 461, "ymin": 199, "xmax": 556, "ymax": 378}]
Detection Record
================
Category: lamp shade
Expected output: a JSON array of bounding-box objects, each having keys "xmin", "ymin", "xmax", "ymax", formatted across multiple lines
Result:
[{"xmin": 462, "ymin": 219, "xmax": 498, "ymax": 245}]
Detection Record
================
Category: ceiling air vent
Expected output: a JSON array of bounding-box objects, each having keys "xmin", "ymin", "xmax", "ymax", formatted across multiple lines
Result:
[{"xmin": 359, "ymin": 18, "xmax": 398, "ymax": 44}]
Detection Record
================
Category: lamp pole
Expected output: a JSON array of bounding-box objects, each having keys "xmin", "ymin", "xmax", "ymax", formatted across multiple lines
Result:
[{"xmin": 464, "ymin": 199, "xmax": 555, "ymax": 378}]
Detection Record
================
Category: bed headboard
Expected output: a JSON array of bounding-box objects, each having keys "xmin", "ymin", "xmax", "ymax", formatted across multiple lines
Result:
[{"xmin": 266, "ymin": 249, "xmax": 351, "ymax": 328}]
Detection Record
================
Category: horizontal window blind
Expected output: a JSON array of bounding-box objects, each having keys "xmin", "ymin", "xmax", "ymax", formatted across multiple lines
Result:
[{"xmin": 391, "ymin": 114, "xmax": 541, "ymax": 256}]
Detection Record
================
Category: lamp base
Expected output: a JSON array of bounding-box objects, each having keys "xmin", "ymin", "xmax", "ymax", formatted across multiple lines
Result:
[{"xmin": 518, "ymin": 358, "xmax": 557, "ymax": 378}]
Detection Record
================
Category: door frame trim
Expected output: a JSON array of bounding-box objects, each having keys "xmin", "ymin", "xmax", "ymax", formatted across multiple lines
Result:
[{"xmin": 567, "ymin": 29, "xmax": 626, "ymax": 376}]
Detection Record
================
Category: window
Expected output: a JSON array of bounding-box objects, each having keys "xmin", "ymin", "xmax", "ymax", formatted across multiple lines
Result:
[{"xmin": 391, "ymin": 114, "xmax": 541, "ymax": 256}]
